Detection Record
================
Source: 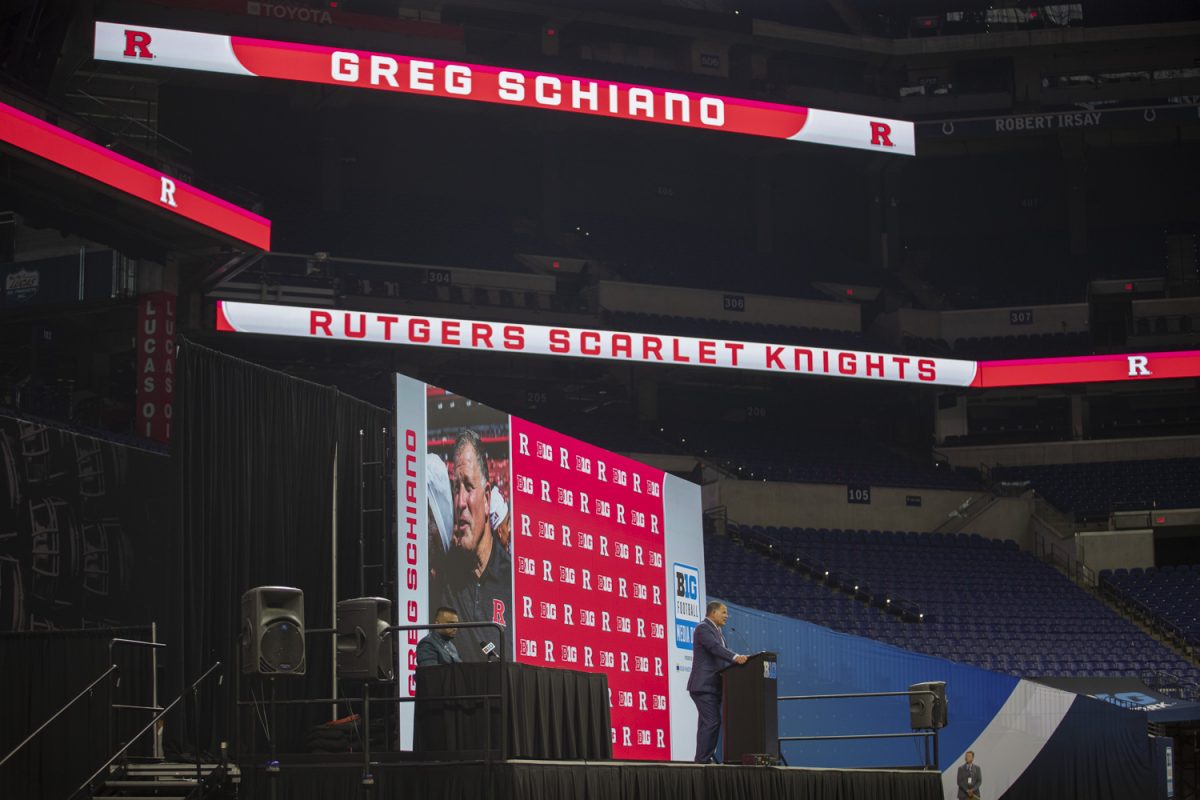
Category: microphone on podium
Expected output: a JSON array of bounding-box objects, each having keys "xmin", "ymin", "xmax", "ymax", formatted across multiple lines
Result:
[
  {"xmin": 480, "ymin": 641, "xmax": 500, "ymax": 662},
  {"xmin": 726, "ymin": 627, "xmax": 756, "ymax": 664}
]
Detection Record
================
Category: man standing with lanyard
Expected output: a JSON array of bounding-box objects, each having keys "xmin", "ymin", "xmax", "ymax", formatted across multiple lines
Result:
[
  {"xmin": 687, "ymin": 601, "xmax": 748, "ymax": 763},
  {"xmin": 957, "ymin": 750, "xmax": 982, "ymax": 799}
]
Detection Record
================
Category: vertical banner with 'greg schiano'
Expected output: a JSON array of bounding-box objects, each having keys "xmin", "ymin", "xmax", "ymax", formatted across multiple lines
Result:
[{"xmin": 394, "ymin": 374, "xmax": 428, "ymax": 750}]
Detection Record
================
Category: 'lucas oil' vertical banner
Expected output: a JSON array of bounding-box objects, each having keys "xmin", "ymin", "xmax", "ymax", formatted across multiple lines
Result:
[
  {"xmin": 136, "ymin": 291, "xmax": 176, "ymax": 443},
  {"xmin": 395, "ymin": 373, "xmax": 704, "ymax": 761}
]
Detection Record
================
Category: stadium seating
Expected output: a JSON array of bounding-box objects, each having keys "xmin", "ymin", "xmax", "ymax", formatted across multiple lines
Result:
[
  {"xmin": 897, "ymin": 336, "xmax": 953, "ymax": 358},
  {"xmin": 705, "ymin": 532, "xmax": 900, "ymax": 637},
  {"xmin": 1091, "ymin": 401, "xmax": 1200, "ymax": 439},
  {"xmin": 1101, "ymin": 566, "xmax": 1200, "ymax": 647},
  {"xmin": 900, "ymin": 332, "xmax": 1092, "ymax": 360},
  {"xmin": 602, "ymin": 311, "xmax": 866, "ymax": 350},
  {"xmin": 991, "ymin": 458, "xmax": 1200, "ymax": 519},
  {"xmin": 952, "ymin": 332, "xmax": 1092, "ymax": 359},
  {"xmin": 707, "ymin": 526, "xmax": 1200, "ymax": 682},
  {"xmin": 675, "ymin": 429, "xmax": 980, "ymax": 488}
]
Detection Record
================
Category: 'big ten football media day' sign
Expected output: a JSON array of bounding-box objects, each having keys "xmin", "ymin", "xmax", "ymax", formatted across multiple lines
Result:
[{"xmin": 94, "ymin": 21, "xmax": 914, "ymax": 156}]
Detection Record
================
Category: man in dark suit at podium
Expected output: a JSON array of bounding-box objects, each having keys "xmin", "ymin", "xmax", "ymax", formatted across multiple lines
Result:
[{"xmin": 687, "ymin": 601, "xmax": 748, "ymax": 763}]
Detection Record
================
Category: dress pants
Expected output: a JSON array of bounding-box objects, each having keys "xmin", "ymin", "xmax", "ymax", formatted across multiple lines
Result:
[{"xmin": 691, "ymin": 690, "xmax": 722, "ymax": 763}]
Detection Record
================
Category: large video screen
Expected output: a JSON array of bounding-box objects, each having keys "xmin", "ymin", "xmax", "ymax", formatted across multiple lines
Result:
[{"xmin": 395, "ymin": 374, "xmax": 705, "ymax": 761}]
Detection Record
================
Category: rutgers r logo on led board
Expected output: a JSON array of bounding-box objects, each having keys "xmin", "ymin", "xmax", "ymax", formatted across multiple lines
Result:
[
  {"xmin": 869, "ymin": 121, "xmax": 894, "ymax": 147},
  {"xmin": 123, "ymin": 29, "xmax": 154, "ymax": 59}
]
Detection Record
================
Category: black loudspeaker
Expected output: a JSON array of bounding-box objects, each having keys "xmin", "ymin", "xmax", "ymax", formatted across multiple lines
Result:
[
  {"xmin": 337, "ymin": 597, "xmax": 393, "ymax": 681},
  {"xmin": 909, "ymin": 681, "xmax": 948, "ymax": 729},
  {"xmin": 241, "ymin": 586, "xmax": 306, "ymax": 676}
]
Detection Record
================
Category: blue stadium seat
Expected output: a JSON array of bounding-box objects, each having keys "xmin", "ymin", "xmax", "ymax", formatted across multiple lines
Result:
[
  {"xmin": 991, "ymin": 458, "xmax": 1200, "ymax": 519},
  {"xmin": 705, "ymin": 528, "xmax": 1193, "ymax": 682}
]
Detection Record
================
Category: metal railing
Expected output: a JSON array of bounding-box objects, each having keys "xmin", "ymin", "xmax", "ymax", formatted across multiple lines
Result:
[
  {"xmin": 1143, "ymin": 669, "xmax": 1200, "ymax": 703},
  {"xmin": 1032, "ymin": 521, "xmax": 1096, "ymax": 586},
  {"xmin": 1096, "ymin": 574, "xmax": 1200, "ymax": 675},
  {"xmin": 702, "ymin": 505, "xmax": 728, "ymax": 537},
  {"xmin": 69, "ymin": 660, "xmax": 223, "ymax": 800},
  {"xmin": 778, "ymin": 689, "xmax": 942, "ymax": 769},
  {"xmin": 0, "ymin": 664, "xmax": 120, "ymax": 770},
  {"xmin": 107, "ymin": 635, "xmax": 167, "ymax": 765}
]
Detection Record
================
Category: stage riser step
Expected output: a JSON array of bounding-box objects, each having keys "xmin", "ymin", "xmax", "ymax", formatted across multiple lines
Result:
[
  {"xmin": 122, "ymin": 770, "xmax": 223, "ymax": 778},
  {"xmin": 128, "ymin": 765, "xmax": 221, "ymax": 771}
]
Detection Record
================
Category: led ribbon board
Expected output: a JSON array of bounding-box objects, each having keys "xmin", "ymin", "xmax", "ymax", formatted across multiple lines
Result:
[
  {"xmin": 972, "ymin": 351, "xmax": 1200, "ymax": 387},
  {"xmin": 94, "ymin": 21, "xmax": 915, "ymax": 156},
  {"xmin": 216, "ymin": 301, "xmax": 1200, "ymax": 388},
  {"xmin": 0, "ymin": 99, "xmax": 270, "ymax": 250}
]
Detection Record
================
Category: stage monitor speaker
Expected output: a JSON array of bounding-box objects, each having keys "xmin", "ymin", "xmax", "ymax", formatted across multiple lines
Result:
[
  {"xmin": 337, "ymin": 597, "xmax": 393, "ymax": 681},
  {"xmin": 909, "ymin": 681, "xmax": 947, "ymax": 729},
  {"xmin": 241, "ymin": 586, "xmax": 305, "ymax": 676}
]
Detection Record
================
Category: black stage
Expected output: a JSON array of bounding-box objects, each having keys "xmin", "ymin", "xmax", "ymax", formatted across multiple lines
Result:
[{"xmin": 238, "ymin": 756, "xmax": 942, "ymax": 800}]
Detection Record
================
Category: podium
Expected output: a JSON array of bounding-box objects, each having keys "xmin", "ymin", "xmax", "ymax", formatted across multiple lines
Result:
[{"xmin": 721, "ymin": 651, "xmax": 778, "ymax": 764}]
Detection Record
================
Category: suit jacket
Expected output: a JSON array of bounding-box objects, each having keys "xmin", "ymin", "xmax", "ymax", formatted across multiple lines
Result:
[
  {"xmin": 416, "ymin": 632, "xmax": 461, "ymax": 666},
  {"xmin": 687, "ymin": 619, "xmax": 737, "ymax": 694},
  {"xmin": 957, "ymin": 763, "xmax": 981, "ymax": 800}
]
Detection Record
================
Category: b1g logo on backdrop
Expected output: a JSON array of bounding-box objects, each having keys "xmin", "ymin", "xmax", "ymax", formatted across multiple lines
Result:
[{"xmin": 673, "ymin": 563, "xmax": 701, "ymax": 650}]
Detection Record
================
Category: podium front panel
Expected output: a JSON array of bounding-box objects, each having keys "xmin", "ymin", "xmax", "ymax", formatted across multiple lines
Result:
[{"xmin": 721, "ymin": 652, "xmax": 778, "ymax": 763}]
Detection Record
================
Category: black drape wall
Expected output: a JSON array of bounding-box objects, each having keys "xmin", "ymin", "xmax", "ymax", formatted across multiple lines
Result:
[
  {"xmin": 0, "ymin": 413, "xmax": 173, "ymax": 791},
  {"xmin": 171, "ymin": 341, "xmax": 389, "ymax": 755},
  {"xmin": 334, "ymin": 392, "xmax": 391, "ymax": 604}
]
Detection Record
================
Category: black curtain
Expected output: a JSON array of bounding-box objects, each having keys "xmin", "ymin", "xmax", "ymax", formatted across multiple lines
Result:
[
  {"xmin": 334, "ymin": 392, "xmax": 391, "ymax": 603},
  {"xmin": 333, "ymin": 391, "xmax": 395, "ymax": 744},
  {"xmin": 247, "ymin": 761, "xmax": 944, "ymax": 800},
  {"xmin": 170, "ymin": 340, "xmax": 389, "ymax": 757}
]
